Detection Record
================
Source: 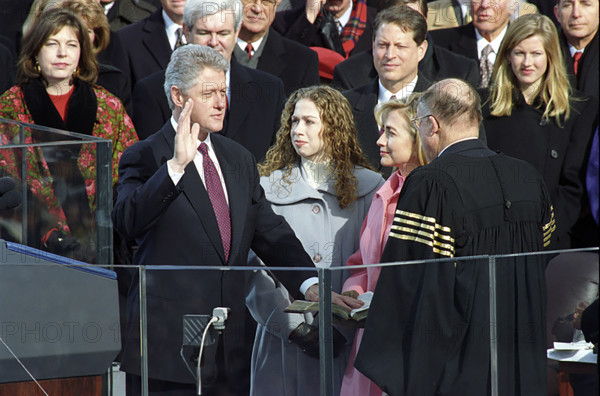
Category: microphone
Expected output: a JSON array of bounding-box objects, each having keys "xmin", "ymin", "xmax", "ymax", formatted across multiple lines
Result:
[{"xmin": 0, "ymin": 177, "xmax": 22, "ymax": 210}]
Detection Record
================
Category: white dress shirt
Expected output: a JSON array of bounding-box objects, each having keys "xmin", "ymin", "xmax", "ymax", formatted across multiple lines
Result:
[
  {"xmin": 475, "ymin": 24, "xmax": 508, "ymax": 65},
  {"xmin": 167, "ymin": 116, "xmax": 229, "ymax": 205},
  {"xmin": 163, "ymin": 10, "xmax": 185, "ymax": 51}
]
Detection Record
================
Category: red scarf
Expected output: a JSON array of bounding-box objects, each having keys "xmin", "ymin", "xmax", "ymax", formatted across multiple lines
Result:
[{"xmin": 340, "ymin": 0, "xmax": 368, "ymax": 56}]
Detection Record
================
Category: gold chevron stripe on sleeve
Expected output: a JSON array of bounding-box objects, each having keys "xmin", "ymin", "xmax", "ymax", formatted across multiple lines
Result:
[
  {"xmin": 543, "ymin": 206, "xmax": 555, "ymax": 247},
  {"xmin": 388, "ymin": 210, "xmax": 455, "ymax": 257}
]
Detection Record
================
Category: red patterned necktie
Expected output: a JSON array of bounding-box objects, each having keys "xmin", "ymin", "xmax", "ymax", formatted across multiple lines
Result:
[
  {"xmin": 198, "ymin": 143, "xmax": 231, "ymax": 261},
  {"xmin": 573, "ymin": 51, "xmax": 583, "ymax": 76},
  {"xmin": 245, "ymin": 43, "xmax": 253, "ymax": 60}
]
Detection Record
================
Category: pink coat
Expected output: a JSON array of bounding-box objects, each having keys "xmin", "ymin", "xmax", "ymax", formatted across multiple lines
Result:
[{"xmin": 340, "ymin": 171, "xmax": 405, "ymax": 396}]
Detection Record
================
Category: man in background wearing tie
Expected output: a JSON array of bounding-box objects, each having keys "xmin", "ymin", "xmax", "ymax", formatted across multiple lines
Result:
[
  {"xmin": 113, "ymin": 45, "xmax": 358, "ymax": 396},
  {"xmin": 430, "ymin": 0, "xmax": 518, "ymax": 87},
  {"xmin": 233, "ymin": 0, "xmax": 319, "ymax": 96},
  {"xmin": 342, "ymin": 5, "xmax": 431, "ymax": 175},
  {"xmin": 555, "ymin": 0, "xmax": 599, "ymax": 101},
  {"xmin": 113, "ymin": 0, "xmax": 187, "ymax": 90}
]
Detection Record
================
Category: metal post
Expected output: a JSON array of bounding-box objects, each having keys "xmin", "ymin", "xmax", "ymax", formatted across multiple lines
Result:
[
  {"xmin": 488, "ymin": 256, "xmax": 498, "ymax": 396},
  {"xmin": 318, "ymin": 268, "xmax": 333, "ymax": 396},
  {"xmin": 140, "ymin": 266, "xmax": 149, "ymax": 396},
  {"xmin": 95, "ymin": 140, "xmax": 113, "ymax": 266},
  {"xmin": 19, "ymin": 124, "xmax": 28, "ymax": 245}
]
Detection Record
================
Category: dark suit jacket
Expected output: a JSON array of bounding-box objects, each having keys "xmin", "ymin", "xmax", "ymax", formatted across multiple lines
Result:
[
  {"xmin": 113, "ymin": 8, "xmax": 172, "ymax": 91},
  {"xmin": 98, "ymin": 63, "xmax": 132, "ymax": 115},
  {"xmin": 332, "ymin": 34, "xmax": 480, "ymax": 90},
  {"xmin": 0, "ymin": 40, "xmax": 15, "ymax": 94},
  {"xmin": 343, "ymin": 76, "xmax": 432, "ymax": 176},
  {"xmin": 481, "ymin": 89, "xmax": 599, "ymax": 248},
  {"xmin": 429, "ymin": 23, "xmax": 478, "ymax": 65},
  {"xmin": 113, "ymin": 124, "xmax": 315, "ymax": 384},
  {"xmin": 132, "ymin": 59, "xmax": 285, "ymax": 162},
  {"xmin": 234, "ymin": 28, "xmax": 320, "ymax": 96},
  {"xmin": 559, "ymin": 30, "xmax": 599, "ymax": 102},
  {"xmin": 106, "ymin": 0, "xmax": 156, "ymax": 31},
  {"xmin": 272, "ymin": 4, "xmax": 376, "ymax": 57}
]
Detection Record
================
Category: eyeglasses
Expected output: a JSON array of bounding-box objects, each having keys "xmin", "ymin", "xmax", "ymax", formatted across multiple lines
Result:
[
  {"xmin": 410, "ymin": 114, "xmax": 432, "ymax": 129},
  {"xmin": 241, "ymin": 0, "xmax": 278, "ymax": 6}
]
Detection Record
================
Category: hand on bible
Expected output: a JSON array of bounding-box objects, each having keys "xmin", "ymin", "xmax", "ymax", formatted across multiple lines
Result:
[{"xmin": 306, "ymin": 284, "xmax": 364, "ymax": 311}]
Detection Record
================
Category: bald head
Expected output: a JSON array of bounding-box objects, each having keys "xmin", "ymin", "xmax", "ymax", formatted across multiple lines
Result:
[
  {"xmin": 420, "ymin": 79, "xmax": 482, "ymax": 131},
  {"xmin": 417, "ymin": 79, "xmax": 482, "ymax": 160}
]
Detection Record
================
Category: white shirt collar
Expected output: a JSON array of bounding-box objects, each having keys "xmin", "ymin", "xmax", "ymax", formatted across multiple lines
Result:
[
  {"xmin": 457, "ymin": 0, "xmax": 470, "ymax": 20},
  {"xmin": 335, "ymin": 2, "xmax": 353, "ymax": 32},
  {"xmin": 568, "ymin": 43, "xmax": 585, "ymax": 56},
  {"xmin": 475, "ymin": 24, "xmax": 508, "ymax": 64},
  {"xmin": 170, "ymin": 115, "xmax": 215, "ymax": 149},
  {"xmin": 102, "ymin": 1, "xmax": 115, "ymax": 15},
  {"xmin": 236, "ymin": 36, "xmax": 265, "ymax": 55},
  {"xmin": 438, "ymin": 137, "xmax": 478, "ymax": 157},
  {"xmin": 163, "ymin": 10, "xmax": 183, "ymax": 50},
  {"xmin": 377, "ymin": 74, "xmax": 418, "ymax": 105}
]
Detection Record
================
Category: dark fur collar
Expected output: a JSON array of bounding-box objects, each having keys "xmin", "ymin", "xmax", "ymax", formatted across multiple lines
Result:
[{"xmin": 22, "ymin": 78, "xmax": 97, "ymax": 136}]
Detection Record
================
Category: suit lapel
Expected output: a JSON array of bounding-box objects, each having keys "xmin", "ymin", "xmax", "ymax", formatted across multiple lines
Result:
[
  {"xmin": 160, "ymin": 125, "xmax": 227, "ymax": 264},
  {"xmin": 415, "ymin": 74, "xmax": 432, "ymax": 92},
  {"xmin": 257, "ymin": 29, "xmax": 287, "ymax": 79},
  {"xmin": 452, "ymin": 0, "xmax": 464, "ymax": 26},
  {"xmin": 223, "ymin": 60, "xmax": 252, "ymax": 140},
  {"xmin": 457, "ymin": 24, "xmax": 478, "ymax": 61},
  {"xmin": 142, "ymin": 10, "xmax": 172, "ymax": 70},
  {"xmin": 354, "ymin": 79, "xmax": 379, "ymax": 114}
]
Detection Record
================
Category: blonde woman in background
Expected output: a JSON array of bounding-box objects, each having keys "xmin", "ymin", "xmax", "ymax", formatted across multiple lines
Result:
[{"xmin": 482, "ymin": 14, "xmax": 598, "ymax": 248}]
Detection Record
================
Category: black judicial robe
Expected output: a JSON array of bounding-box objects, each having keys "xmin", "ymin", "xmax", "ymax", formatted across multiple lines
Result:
[{"xmin": 355, "ymin": 139, "xmax": 555, "ymax": 396}]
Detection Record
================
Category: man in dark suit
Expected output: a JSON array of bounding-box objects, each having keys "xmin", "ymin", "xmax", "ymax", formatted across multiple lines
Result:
[
  {"xmin": 343, "ymin": 5, "xmax": 431, "ymax": 176},
  {"xmin": 113, "ymin": 0, "xmax": 186, "ymax": 91},
  {"xmin": 555, "ymin": 0, "xmax": 599, "ymax": 102},
  {"xmin": 132, "ymin": 0, "xmax": 286, "ymax": 163},
  {"xmin": 430, "ymin": 0, "xmax": 516, "ymax": 87},
  {"xmin": 273, "ymin": 0, "xmax": 376, "ymax": 57},
  {"xmin": 426, "ymin": 0, "xmax": 538, "ymax": 30},
  {"xmin": 100, "ymin": 0, "xmax": 157, "ymax": 30},
  {"xmin": 233, "ymin": 0, "xmax": 320, "ymax": 96},
  {"xmin": 332, "ymin": 0, "xmax": 479, "ymax": 90},
  {"xmin": 114, "ymin": 44, "xmax": 358, "ymax": 396}
]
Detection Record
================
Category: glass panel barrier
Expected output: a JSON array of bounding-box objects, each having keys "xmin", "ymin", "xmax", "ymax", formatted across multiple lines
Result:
[
  {"xmin": 0, "ymin": 117, "xmax": 112, "ymax": 265},
  {"xmin": 543, "ymin": 249, "xmax": 598, "ymax": 396},
  {"xmin": 0, "ymin": 242, "xmax": 120, "ymax": 395},
  {"xmin": 1, "ymin": 247, "xmax": 596, "ymax": 395}
]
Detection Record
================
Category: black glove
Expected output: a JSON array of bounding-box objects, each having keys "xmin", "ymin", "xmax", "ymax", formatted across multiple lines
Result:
[
  {"xmin": 44, "ymin": 229, "xmax": 81, "ymax": 256},
  {"xmin": 0, "ymin": 176, "xmax": 21, "ymax": 210},
  {"xmin": 289, "ymin": 322, "xmax": 347, "ymax": 359}
]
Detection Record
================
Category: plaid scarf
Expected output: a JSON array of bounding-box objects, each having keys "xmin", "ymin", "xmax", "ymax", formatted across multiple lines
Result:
[{"xmin": 340, "ymin": 0, "xmax": 368, "ymax": 56}]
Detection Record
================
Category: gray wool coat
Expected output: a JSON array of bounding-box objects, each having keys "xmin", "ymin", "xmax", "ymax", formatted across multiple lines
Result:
[{"xmin": 246, "ymin": 163, "xmax": 384, "ymax": 396}]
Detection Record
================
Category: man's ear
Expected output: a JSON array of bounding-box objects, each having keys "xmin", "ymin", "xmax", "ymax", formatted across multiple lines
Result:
[
  {"xmin": 171, "ymin": 86, "xmax": 185, "ymax": 109},
  {"xmin": 417, "ymin": 39, "xmax": 428, "ymax": 63}
]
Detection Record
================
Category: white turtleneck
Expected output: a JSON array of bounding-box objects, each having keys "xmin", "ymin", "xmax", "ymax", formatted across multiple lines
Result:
[{"xmin": 300, "ymin": 157, "xmax": 330, "ymax": 189}]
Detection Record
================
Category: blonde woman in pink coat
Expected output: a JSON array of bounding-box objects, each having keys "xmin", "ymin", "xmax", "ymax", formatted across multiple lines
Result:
[{"xmin": 340, "ymin": 94, "xmax": 427, "ymax": 396}]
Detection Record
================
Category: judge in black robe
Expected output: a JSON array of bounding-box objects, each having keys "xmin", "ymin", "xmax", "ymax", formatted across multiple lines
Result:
[{"xmin": 355, "ymin": 79, "xmax": 555, "ymax": 396}]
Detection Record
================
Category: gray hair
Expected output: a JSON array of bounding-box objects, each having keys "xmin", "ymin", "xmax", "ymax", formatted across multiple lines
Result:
[
  {"xmin": 164, "ymin": 44, "xmax": 229, "ymax": 110},
  {"xmin": 419, "ymin": 78, "xmax": 482, "ymax": 128},
  {"xmin": 183, "ymin": 0, "xmax": 244, "ymax": 32}
]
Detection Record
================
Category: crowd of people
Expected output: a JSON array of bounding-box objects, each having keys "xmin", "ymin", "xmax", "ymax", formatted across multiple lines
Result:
[{"xmin": 0, "ymin": 0, "xmax": 598, "ymax": 396}]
